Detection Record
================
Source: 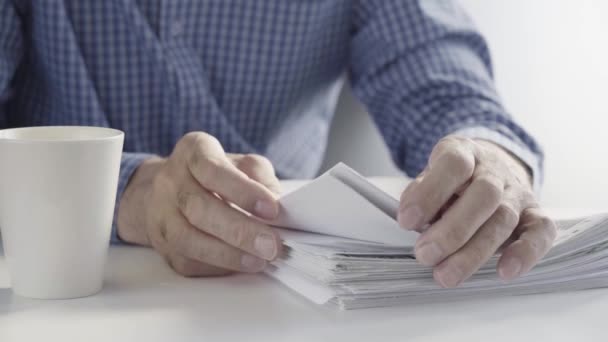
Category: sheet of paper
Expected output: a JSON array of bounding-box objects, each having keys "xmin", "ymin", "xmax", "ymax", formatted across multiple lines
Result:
[
  {"xmin": 269, "ymin": 208, "xmax": 608, "ymax": 310},
  {"xmin": 265, "ymin": 166, "xmax": 608, "ymax": 310},
  {"xmin": 265, "ymin": 264, "xmax": 335, "ymax": 305},
  {"xmin": 269, "ymin": 163, "xmax": 418, "ymax": 246}
]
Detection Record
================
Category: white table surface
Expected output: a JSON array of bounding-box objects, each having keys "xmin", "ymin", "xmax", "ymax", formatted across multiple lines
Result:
[{"xmin": 1, "ymin": 178, "xmax": 607, "ymax": 342}]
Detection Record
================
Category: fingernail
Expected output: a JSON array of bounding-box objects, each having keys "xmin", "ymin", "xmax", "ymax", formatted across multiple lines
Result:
[
  {"xmin": 416, "ymin": 242, "xmax": 443, "ymax": 266},
  {"xmin": 435, "ymin": 266, "xmax": 465, "ymax": 288},
  {"xmin": 254, "ymin": 200, "xmax": 278, "ymax": 219},
  {"xmin": 398, "ymin": 206, "xmax": 423, "ymax": 230},
  {"xmin": 254, "ymin": 233, "xmax": 277, "ymax": 260},
  {"xmin": 499, "ymin": 257, "xmax": 522, "ymax": 280},
  {"xmin": 241, "ymin": 254, "xmax": 266, "ymax": 272}
]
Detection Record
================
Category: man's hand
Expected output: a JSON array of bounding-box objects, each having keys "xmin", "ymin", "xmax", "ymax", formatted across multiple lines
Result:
[
  {"xmin": 398, "ymin": 135, "xmax": 556, "ymax": 288},
  {"xmin": 117, "ymin": 132, "xmax": 282, "ymax": 276}
]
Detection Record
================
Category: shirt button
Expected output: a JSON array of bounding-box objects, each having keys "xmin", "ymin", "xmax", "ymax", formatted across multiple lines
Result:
[{"xmin": 170, "ymin": 21, "xmax": 184, "ymax": 37}]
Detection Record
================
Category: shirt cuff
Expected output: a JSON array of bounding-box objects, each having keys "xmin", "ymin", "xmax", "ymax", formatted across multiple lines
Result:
[
  {"xmin": 111, "ymin": 152, "xmax": 156, "ymax": 244},
  {"xmin": 453, "ymin": 125, "xmax": 543, "ymax": 197}
]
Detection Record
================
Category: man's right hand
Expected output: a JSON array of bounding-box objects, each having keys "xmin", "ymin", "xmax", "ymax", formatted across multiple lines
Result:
[{"xmin": 116, "ymin": 132, "xmax": 283, "ymax": 276}]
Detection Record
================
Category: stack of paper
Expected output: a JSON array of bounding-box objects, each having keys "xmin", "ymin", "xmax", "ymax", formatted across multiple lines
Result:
[{"xmin": 265, "ymin": 163, "xmax": 608, "ymax": 310}]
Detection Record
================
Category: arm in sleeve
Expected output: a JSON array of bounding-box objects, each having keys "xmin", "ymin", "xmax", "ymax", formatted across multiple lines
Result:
[
  {"xmin": 349, "ymin": 0, "xmax": 543, "ymax": 193},
  {"xmin": 111, "ymin": 152, "xmax": 156, "ymax": 244}
]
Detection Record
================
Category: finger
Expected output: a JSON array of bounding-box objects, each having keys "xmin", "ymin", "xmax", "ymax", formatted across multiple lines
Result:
[
  {"xmin": 432, "ymin": 187, "xmax": 537, "ymax": 286},
  {"xmin": 425, "ymin": 194, "xmax": 459, "ymax": 230},
  {"xmin": 164, "ymin": 213, "xmax": 268, "ymax": 273},
  {"xmin": 178, "ymin": 188, "xmax": 281, "ymax": 260},
  {"xmin": 183, "ymin": 133, "xmax": 279, "ymax": 219},
  {"xmin": 494, "ymin": 188, "xmax": 537, "ymax": 252},
  {"xmin": 432, "ymin": 202, "xmax": 520, "ymax": 288},
  {"xmin": 414, "ymin": 173, "xmax": 504, "ymax": 267},
  {"xmin": 398, "ymin": 137, "xmax": 475, "ymax": 230},
  {"xmin": 497, "ymin": 208, "xmax": 557, "ymax": 280},
  {"xmin": 231, "ymin": 154, "xmax": 282, "ymax": 195},
  {"xmin": 166, "ymin": 253, "xmax": 233, "ymax": 277}
]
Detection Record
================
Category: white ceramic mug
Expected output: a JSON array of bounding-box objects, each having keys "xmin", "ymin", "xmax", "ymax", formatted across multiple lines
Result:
[{"xmin": 0, "ymin": 126, "xmax": 124, "ymax": 299}]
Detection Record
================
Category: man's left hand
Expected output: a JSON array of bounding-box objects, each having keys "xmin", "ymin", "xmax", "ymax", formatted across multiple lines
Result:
[{"xmin": 398, "ymin": 135, "xmax": 557, "ymax": 288}]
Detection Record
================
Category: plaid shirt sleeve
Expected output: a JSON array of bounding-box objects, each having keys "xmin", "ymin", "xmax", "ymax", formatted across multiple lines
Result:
[
  {"xmin": 110, "ymin": 152, "xmax": 155, "ymax": 244},
  {"xmin": 349, "ymin": 0, "xmax": 544, "ymax": 193}
]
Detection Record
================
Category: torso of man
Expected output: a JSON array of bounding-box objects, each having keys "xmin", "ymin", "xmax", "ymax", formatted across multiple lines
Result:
[{"xmin": 6, "ymin": 0, "xmax": 352, "ymax": 178}]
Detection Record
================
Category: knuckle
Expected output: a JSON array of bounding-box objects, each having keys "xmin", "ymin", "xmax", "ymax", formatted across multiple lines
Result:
[
  {"xmin": 400, "ymin": 179, "xmax": 420, "ymax": 203},
  {"xmin": 195, "ymin": 241, "xmax": 237, "ymax": 268},
  {"xmin": 537, "ymin": 215, "xmax": 555, "ymax": 230},
  {"xmin": 521, "ymin": 189, "xmax": 537, "ymax": 206},
  {"xmin": 441, "ymin": 148, "xmax": 475, "ymax": 179},
  {"xmin": 175, "ymin": 133, "xmax": 196, "ymax": 152},
  {"xmin": 187, "ymin": 146, "xmax": 205, "ymax": 170},
  {"xmin": 183, "ymin": 131, "xmax": 218, "ymax": 147},
  {"xmin": 241, "ymin": 154, "xmax": 272, "ymax": 169},
  {"xmin": 177, "ymin": 191, "xmax": 193, "ymax": 216},
  {"xmin": 232, "ymin": 226, "xmax": 254, "ymax": 249},
  {"xmin": 198, "ymin": 244, "xmax": 234, "ymax": 269},
  {"xmin": 442, "ymin": 135, "xmax": 475, "ymax": 150},
  {"xmin": 177, "ymin": 192, "xmax": 211, "ymax": 225},
  {"xmin": 226, "ymin": 220, "xmax": 257, "ymax": 248},
  {"xmin": 194, "ymin": 155, "xmax": 224, "ymax": 186},
  {"xmin": 475, "ymin": 175, "xmax": 504, "ymax": 201},
  {"xmin": 459, "ymin": 245, "xmax": 486, "ymax": 270},
  {"xmin": 192, "ymin": 133, "xmax": 222, "ymax": 156},
  {"xmin": 459, "ymin": 136, "xmax": 476, "ymax": 145},
  {"xmin": 435, "ymin": 136, "xmax": 462, "ymax": 150},
  {"xmin": 152, "ymin": 170, "xmax": 174, "ymax": 193},
  {"xmin": 199, "ymin": 197, "xmax": 217, "ymax": 227},
  {"xmin": 480, "ymin": 225, "xmax": 506, "ymax": 250},
  {"xmin": 182, "ymin": 135, "xmax": 224, "ymax": 177},
  {"xmin": 198, "ymin": 133, "xmax": 221, "ymax": 149},
  {"xmin": 442, "ymin": 225, "xmax": 470, "ymax": 250},
  {"xmin": 182, "ymin": 131, "xmax": 204, "ymax": 143},
  {"xmin": 177, "ymin": 132, "xmax": 210, "ymax": 155},
  {"xmin": 520, "ymin": 238, "xmax": 541, "ymax": 254},
  {"xmin": 494, "ymin": 204, "xmax": 520, "ymax": 228},
  {"xmin": 538, "ymin": 215, "xmax": 557, "ymax": 241}
]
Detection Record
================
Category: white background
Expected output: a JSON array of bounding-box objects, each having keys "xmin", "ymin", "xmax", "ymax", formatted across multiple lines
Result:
[{"xmin": 321, "ymin": 0, "xmax": 608, "ymax": 211}]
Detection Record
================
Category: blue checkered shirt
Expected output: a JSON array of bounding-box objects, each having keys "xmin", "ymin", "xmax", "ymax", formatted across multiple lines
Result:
[{"xmin": 0, "ymin": 0, "xmax": 542, "ymax": 242}]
